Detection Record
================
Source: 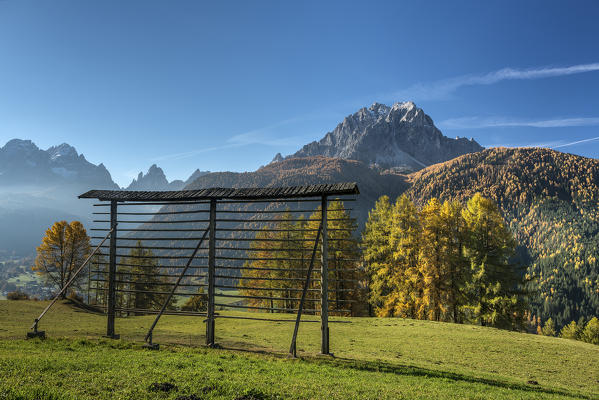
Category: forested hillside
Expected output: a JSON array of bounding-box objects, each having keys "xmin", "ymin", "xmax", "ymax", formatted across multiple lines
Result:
[
  {"xmin": 186, "ymin": 156, "xmax": 409, "ymax": 226},
  {"xmin": 406, "ymin": 147, "xmax": 599, "ymax": 328},
  {"xmin": 122, "ymin": 148, "xmax": 598, "ymax": 330}
]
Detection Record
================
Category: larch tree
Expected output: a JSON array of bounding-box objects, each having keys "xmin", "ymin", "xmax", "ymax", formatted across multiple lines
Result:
[
  {"xmin": 362, "ymin": 196, "xmax": 393, "ymax": 313},
  {"xmin": 419, "ymin": 198, "xmax": 444, "ymax": 321},
  {"xmin": 361, "ymin": 192, "xmax": 527, "ymax": 330},
  {"xmin": 240, "ymin": 224, "xmax": 284, "ymax": 312},
  {"xmin": 121, "ymin": 241, "xmax": 172, "ymax": 313},
  {"xmin": 32, "ymin": 220, "xmax": 91, "ymax": 298},
  {"xmin": 323, "ymin": 200, "xmax": 361, "ymax": 315},
  {"xmin": 461, "ymin": 193, "xmax": 527, "ymax": 329},
  {"xmin": 439, "ymin": 200, "xmax": 469, "ymax": 323},
  {"xmin": 387, "ymin": 195, "xmax": 422, "ymax": 318}
]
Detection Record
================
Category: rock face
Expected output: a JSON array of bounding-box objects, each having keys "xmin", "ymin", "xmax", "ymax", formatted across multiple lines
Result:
[
  {"xmin": 0, "ymin": 139, "xmax": 119, "ymax": 256},
  {"xmin": 126, "ymin": 165, "xmax": 211, "ymax": 191},
  {"xmin": 282, "ymin": 102, "xmax": 483, "ymax": 171},
  {"xmin": 0, "ymin": 139, "xmax": 118, "ymax": 188},
  {"xmin": 126, "ymin": 164, "xmax": 183, "ymax": 191}
]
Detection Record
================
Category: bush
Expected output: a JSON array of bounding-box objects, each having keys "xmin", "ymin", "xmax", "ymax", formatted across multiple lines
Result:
[
  {"xmin": 581, "ymin": 317, "xmax": 599, "ymax": 345},
  {"xmin": 559, "ymin": 321, "xmax": 580, "ymax": 340},
  {"xmin": 541, "ymin": 318, "xmax": 556, "ymax": 336},
  {"xmin": 7, "ymin": 291, "xmax": 29, "ymax": 300},
  {"xmin": 67, "ymin": 291, "xmax": 84, "ymax": 303},
  {"xmin": 181, "ymin": 289, "xmax": 207, "ymax": 312}
]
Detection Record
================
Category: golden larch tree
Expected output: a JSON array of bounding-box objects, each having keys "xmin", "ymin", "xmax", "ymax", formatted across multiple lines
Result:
[{"xmin": 32, "ymin": 220, "xmax": 91, "ymax": 298}]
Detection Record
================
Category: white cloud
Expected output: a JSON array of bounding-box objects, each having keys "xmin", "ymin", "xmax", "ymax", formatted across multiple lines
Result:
[
  {"xmin": 439, "ymin": 116, "xmax": 599, "ymax": 130},
  {"xmin": 151, "ymin": 117, "xmax": 313, "ymax": 162},
  {"xmin": 153, "ymin": 62, "xmax": 599, "ymax": 162},
  {"xmin": 391, "ymin": 63, "xmax": 599, "ymax": 102}
]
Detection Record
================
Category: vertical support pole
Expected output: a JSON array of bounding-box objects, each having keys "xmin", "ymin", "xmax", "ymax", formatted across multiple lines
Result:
[
  {"xmin": 206, "ymin": 199, "xmax": 216, "ymax": 346},
  {"xmin": 320, "ymin": 195, "xmax": 329, "ymax": 355},
  {"xmin": 106, "ymin": 200, "xmax": 118, "ymax": 338},
  {"xmin": 87, "ymin": 258, "xmax": 91, "ymax": 304}
]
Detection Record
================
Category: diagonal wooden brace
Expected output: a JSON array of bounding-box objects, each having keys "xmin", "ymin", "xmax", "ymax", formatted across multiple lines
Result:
[
  {"xmin": 143, "ymin": 228, "xmax": 210, "ymax": 349},
  {"xmin": 289, "ymin": 223, "xmax": 322, "ymax": 357},
  {"xmin": 27, "ymin": 227, "xmax": 115, "ymax": 339}
]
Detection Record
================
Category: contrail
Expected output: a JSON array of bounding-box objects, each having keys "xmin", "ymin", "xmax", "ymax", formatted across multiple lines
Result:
[
  {"xmin": 392, "ymin": 63, "xmax": 599, "ymax": 102},
  {"xmin": 552, "ymin": 136, "xmax": 599, "ymax": 149}
]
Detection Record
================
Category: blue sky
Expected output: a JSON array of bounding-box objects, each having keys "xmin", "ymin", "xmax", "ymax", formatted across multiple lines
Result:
[{"xmin": 0, "ymin": 1, "xmax": 598, "ymax": 187}]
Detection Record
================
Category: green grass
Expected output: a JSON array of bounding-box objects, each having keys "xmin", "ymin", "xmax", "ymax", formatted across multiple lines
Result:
[{"xmin": 1, "ymin": 300, "xmax": 598, "ymax": 399}]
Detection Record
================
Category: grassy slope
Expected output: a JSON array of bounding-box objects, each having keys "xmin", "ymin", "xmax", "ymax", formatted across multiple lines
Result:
[{"xmin": 1, "ymin": 300, "xmax": 598, "ymax": 399}]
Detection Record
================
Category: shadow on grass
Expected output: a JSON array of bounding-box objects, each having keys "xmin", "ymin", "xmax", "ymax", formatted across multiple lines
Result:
[{"xmin": 217, "ymin": 341, "xmax": 593, "ymax": 400}]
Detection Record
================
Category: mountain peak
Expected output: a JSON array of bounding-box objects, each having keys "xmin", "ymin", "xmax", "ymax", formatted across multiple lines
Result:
[
  {"xmin": 0, "ymin": 139, "xmax": 119, "ymax": 188},
  {"xmin": 276, "ymin": 101, "xmax": 483, "ymax": 171},
  {"xmin": 125, "ymin": 164, "xmax": 190, "ymax": 191},
  {"xmin": 47, "ymin": 143, "xmax": 78, "ymax": 160},
  {"xmin": 271, "ymin": 153, "xmax": 284, "ymax": 163},
  {"xmin": 368, "ymin": 102, "xmax": 391, "ymax": 115},
  {"xmin": 2, "ymin": 138, "xmax": 39, "ymax": 152},
  {"xmin": 391, "ymin": 101, "xmax": 416, "ymax": 110}
]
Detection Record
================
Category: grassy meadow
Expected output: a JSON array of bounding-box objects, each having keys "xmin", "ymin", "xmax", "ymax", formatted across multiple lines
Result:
[{"xmin": 0, "ymin": 300, "xmax": 598, "ymax": 399}]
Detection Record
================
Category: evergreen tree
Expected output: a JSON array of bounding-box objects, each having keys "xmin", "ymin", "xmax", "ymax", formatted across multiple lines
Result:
[
  {"xmin": 461, "ymin": 193, "xmax": 527, "ymax": 329},
  {"xmin": 541, "ymin": 317, "xmax": 557, "ymax": 336},
  {"xmin": 559, "ymin": 320, "xmax": 580, "ymax": 340},
  {"xmin": 325, "ymin": 200, "xmax": 361, "ymax": 315},
  {"xmin": 362, "ymin": 196, "xmax": 393, "ymax": 313},
  {"xmin": 439, "ymin": 200, "xmax": 469, "ymax": 323},
  {"xmin": 240, "ymin": 203, "xmax": 360, "ymax": 316},
  {"xmin": 121, "ymin": 241, "xmax": 172, "ymax": 313}
]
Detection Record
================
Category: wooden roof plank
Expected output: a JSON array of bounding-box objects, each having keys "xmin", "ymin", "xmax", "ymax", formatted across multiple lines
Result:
[{"xmin": 79, "ymin": 182, "xmax": 358, "ymax": 202}]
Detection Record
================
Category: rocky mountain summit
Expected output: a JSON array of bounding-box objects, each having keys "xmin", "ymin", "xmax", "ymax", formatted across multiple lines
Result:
[
  {"xmin": 0, "ymin": 139, "xmax": 117, "ymax": 188},
  {"xmin": 126, "ymin": 164, "xmax": 185, "ymax": 191},
  {"xmin": 126, "ymin": 165, "xmax": 210, "ymax": 191},
  {"xmin": 275, "ymin": 102, "xmax": 483, "ymax": 171}
]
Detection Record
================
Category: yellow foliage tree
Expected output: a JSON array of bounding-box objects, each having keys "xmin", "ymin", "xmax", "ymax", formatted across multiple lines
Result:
[{"xmin": 32, "ymin": 221, "xmax": 91, "ymax": 298}]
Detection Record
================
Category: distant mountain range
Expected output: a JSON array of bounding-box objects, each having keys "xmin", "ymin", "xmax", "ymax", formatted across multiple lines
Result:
[
  {"xmin": 0, "ymin": 139, "xmax": 117, "ymax": 188},
  {"xmin": 0, "ymin": 101, "xmax": 481, "ymax": 255},
  {"xmin": 0, "ymin": 139, "xmax": 207, "ymax": 255},
  {"xmin": 273, "ymin": 102, "xmax": 482, "ymax": 171}
]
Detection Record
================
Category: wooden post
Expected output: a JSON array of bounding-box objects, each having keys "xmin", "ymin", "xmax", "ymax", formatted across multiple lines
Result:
[
  {"xmin": 206, "ymin": 199, "xmax": 216, "ymax": 346},
  {"xmin": 106, "ymin": 200, "xmax": 118, "ymax": 338},
  {"xmin": 320, "ymin": 195, "xmax": 329, "ymax": 355}
]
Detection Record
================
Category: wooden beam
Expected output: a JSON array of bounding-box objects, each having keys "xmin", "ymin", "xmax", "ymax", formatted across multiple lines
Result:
[
  {"xmin": 206, "ymin": 199, "xmax": 217, "ymax": 346},
  {"xmin": 106, "ymin": 200, "xmax": 118, "ymax": 339},
  {"xmin": 321, "ymin": 195, "xmax": 329, "ymax": 355}
]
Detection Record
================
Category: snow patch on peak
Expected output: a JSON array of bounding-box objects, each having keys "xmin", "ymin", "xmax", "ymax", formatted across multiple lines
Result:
[
  {"xmin": 47, "ymin": 143, "xmax": 78, "ymax": 160},
  {"xmin": 391, "ymin": 101, "xmax": 416, "ymax": 111},
  {"xmin": 368, "ymin": 102, "xmax": 391, "ymax": 117}
]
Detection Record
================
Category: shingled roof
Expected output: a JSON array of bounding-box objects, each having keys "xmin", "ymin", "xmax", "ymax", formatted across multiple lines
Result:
[{"xmin": 79, "ymin": 182, "xmax": 359, "ymax": 202}]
